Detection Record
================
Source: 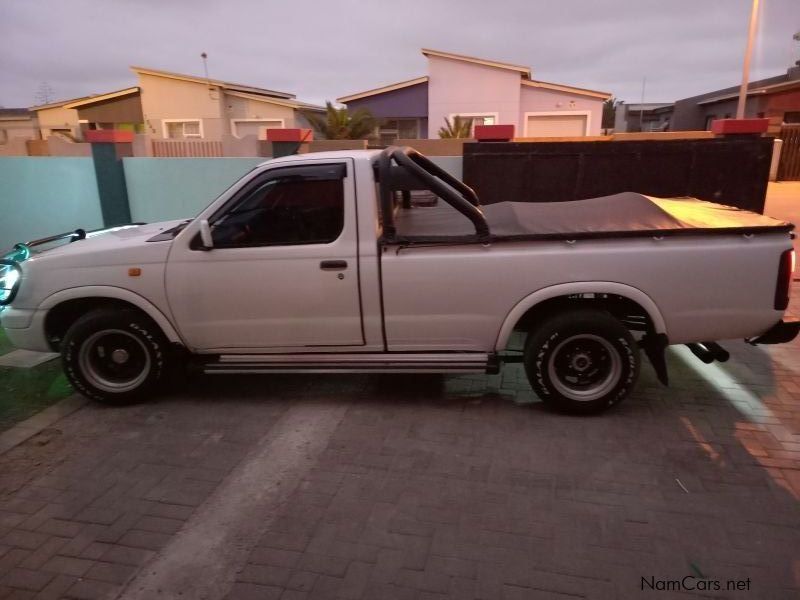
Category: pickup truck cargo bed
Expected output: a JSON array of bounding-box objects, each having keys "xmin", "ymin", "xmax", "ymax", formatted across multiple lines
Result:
[{"xmin": 394, "ymin": 192, "xmax": 793, "ymax": 241}]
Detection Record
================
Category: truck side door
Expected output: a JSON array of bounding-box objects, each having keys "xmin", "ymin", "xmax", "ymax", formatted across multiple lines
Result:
[{"xmin": 165, "ymin": 160, "xmax": 363, "ymax": 351}]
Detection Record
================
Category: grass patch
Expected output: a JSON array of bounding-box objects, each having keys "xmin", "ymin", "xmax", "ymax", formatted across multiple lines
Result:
[
  {"xmin": 0, "ymin": 329, "xmax": 74, "ymax": 432},
  {"xmin": 0, "ymin": 328, "xmax": 14, "ymax": 357}
]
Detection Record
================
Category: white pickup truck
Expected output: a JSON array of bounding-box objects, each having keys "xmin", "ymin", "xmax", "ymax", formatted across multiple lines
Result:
[{"xmin": 1, "ymin": 147, "xmax": 797, "ymax": 413}]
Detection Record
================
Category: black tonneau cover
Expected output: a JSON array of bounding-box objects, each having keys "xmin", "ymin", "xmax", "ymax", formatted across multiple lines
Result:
[{"xmin": 393, "ymin": 192, "xmax": 793, "ymax": 242}]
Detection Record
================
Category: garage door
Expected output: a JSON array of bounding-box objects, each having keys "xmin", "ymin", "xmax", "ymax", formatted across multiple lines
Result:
[
  {"xmin": 233, "ymin": 120, "xmax": 283, "ymax": 139},
  {"xmin": 526, "ymin": 114, "xmax": 588, "ymax": 137}
]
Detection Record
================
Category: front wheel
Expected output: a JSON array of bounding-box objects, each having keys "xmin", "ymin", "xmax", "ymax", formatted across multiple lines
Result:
[
  {"xmin": 62, "ymin": 309, "xmax": 169, "ymax": 404},
  {"xmin": 524, "ymin": 309, "xmax": 640, "ymax": 414}
]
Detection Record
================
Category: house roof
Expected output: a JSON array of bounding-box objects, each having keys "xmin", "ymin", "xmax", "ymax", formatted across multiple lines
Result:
[
  {"xmin": 224, "ymin": 90, "xmax": 325, "ymax": 112},
  {"xmin": 675, "ymin": 67, "xmax": 799, "ymax": 106},
  {"xmin": 30, "ymin": 95, "xmax": 93, "ymax": 111},
  {"xmin": 63, "ymin": 87, "xmax": 140, "ymax": 110},
  {"xmin": 339, "ymin": 50, "xmax": 609, "ymax": 105},
  {"xmin": 130, "ymin": 65, "xmax": 295, "ymax": 99},
  {"xmin": 623, "ymin": 102, "xmax": 674, "ymax": 111},
  {"xmin": 421, "ymin": 48, "xmax": 532, "ymax": 78},
  {"xmin": 521, "ymin": 79, "xmax": 611, "ymax": 100},
  {"xmin": 0, "ymin": 108, "xmax": 32, "ymax": 120},
  {"xmin": 336, "ymin": 76, "xmax": 429, "ymax": 104},
  {"xmin": 697, "ymin": 78, "xmax": 800, "ymax": 106}
]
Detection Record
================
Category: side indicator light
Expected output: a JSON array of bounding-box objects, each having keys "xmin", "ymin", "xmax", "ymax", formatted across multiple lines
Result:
[{"xmin": 128, "ymin": 268, "xmax": 142, "ymax": 277}]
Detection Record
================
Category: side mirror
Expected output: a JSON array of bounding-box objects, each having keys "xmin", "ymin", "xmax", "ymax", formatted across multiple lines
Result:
[{"xmin": 199, "ymin": 219, "xmax": 214, "ymax": 250}]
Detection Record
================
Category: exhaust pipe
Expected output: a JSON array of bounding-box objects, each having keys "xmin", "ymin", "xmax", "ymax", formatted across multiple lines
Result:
[
  {"xmin": 703, "ymin": 341, "xmax": 729, "ymax": 362},
  {"xmin": 686, "ymin": 342, "xmax": 729, "ymax": 364}
]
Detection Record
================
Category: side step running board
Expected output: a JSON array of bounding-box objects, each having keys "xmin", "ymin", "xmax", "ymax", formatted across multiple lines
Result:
[{"xmin": 203, "ymin": 352, "xmax": 492, "ymax": 375}]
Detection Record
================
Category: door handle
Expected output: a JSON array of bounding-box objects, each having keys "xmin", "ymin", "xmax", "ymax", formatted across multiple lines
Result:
[{"xmin": 320, "ymin": 260, "xmax": 348, "ymax": 271}]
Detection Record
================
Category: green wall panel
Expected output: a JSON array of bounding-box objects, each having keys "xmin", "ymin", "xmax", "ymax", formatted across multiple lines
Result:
[
  {"xmin": 123, "ymin": 158, "xmax": 265, "ymax": 223},
  {"xmin": 0, "ymin": 157, "xmax": 104, "ymax": 252}
]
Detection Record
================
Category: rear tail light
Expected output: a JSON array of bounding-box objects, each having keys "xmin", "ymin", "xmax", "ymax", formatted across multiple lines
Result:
[{"xmin": 774, "ymin": 249, "xmax": 795, "ymax": 310}]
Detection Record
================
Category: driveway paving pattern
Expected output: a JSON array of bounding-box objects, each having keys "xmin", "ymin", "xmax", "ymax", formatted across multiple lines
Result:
[{"xmin": 0, "ymin": 285, "xmax": 797, "ymax": 600}]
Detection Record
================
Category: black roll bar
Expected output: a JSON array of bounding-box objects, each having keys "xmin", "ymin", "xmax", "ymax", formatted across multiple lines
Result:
[
  {"xmin": 379, "ymin": 146, "xmax": 490, "ymax": 241},
  {"xmin": 378, "ymin": 147, "xmax": 396, "ymax": 237}
]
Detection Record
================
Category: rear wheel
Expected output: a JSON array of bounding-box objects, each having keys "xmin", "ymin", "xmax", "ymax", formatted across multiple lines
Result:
[
  {"xmin": 62, "ymin": 309, "xmax": 169, "ymax": 404},
  {"xmin": 523, "ymin": 309, "xmax": 640, "ymax": 414}
]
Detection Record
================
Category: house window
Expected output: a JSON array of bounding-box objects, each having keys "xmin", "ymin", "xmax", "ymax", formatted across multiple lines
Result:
[
  {"xmin": 449, "ymin": 113, "xmax": 497, "ymax": 135},
  {"xmin": 704, "ymin": 115, "xmax": 716, "ymax": 130},
  {"xmin": 163, "ymin": 120, "xmax": 202, "ymax": 139},
  {"xmin": 0, "ymin": 129, "xmax": 7, "ymax": 144},
  {"xmin": 377, "ymin": 118, "xmax": 419, "ymax": 144}
]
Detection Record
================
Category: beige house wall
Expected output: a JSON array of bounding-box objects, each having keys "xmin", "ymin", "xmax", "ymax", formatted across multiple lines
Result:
[
  {"xmin": 138, "ymin": 73, "xmax": 225, "ymax": 140},
  {"xmin": 0, "ymin": 117, "xmax": 38, "ymax": 142},
  {"xmin": 35, "ymin": 105, "xmax": 80, "ymax": 138},
  {"xmin": 0, "ymin": 138, "xmax": 29, "ymax": 156},
  {"xmin": 224, "ymin": 94, "xmax": 296, "ymax": 138},
  {"xmin": 47, "ymin": 136, "xmax": 92, "ymax": 156},
  {"xmin": 135, "ymin": 70, "xmax": 320, "ymax": 145}
]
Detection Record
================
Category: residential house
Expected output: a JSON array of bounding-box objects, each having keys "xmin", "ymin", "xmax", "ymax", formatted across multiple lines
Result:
[
  {"xmin": 30, "ymin": 97, "xmax": 86, "ymax": 139},
  {"xmin": 27, "ymin": 67, "xmax": 323, "ymax": 146},
  {"xmin": 614, "ymin": 103, "xmax": 674, "ymax": 133},
  {"xmin": 64, "ymin": 87, "xmax": 145, "ymax": 135},
  {"xmin": 671, "ymin": 62, "xmax": 800, "ymax": 133},
  {"xmin": 130, "ymin": 66, "xmax": 323, "ymax": 141},
  {"xmin": 337, "ymin": 48, "xmax": 611, "ymax": 142},
  {"xmin": 0, "ymin": 109, "xmax": 38, "ymax": 143}
]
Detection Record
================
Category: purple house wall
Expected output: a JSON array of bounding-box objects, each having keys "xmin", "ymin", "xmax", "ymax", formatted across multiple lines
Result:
[{"xmin": 345, "ymin": 81, "xmax": 429, "ymax": 138}]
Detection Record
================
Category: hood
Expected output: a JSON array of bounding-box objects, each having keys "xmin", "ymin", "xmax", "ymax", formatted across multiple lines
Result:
[{"xmin": 17, "ymin": 219, "xmax": 188, "ymax": 268}]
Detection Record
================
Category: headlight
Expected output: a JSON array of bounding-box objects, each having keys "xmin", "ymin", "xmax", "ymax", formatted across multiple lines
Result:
[{"xmin": 0, "ymin": 260, "xmax": 22, "ymax": 305}]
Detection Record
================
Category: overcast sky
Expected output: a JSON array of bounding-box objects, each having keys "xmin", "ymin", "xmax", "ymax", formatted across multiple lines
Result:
[{"xmin": 1, "ymin": 0, "xmax": 798, "ymax": 108}]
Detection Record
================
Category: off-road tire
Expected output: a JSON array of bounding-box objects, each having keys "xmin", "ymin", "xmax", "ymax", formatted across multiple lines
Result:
[
  {"xmin": 523, "ymin": 309, "xmax": 640, "ymax": 414},
  {"xmin": 62, "ymin": 308, "xmax": 168, "ymax": 404}
]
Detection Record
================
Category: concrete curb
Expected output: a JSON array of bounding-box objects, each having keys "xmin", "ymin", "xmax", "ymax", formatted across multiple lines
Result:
[{"xmin": 0, "ymin": 395, "xmax": 88, "ymax": 456}]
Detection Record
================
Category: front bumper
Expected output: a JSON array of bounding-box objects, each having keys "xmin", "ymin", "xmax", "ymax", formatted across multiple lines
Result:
[
  {"xmin": 747, "ymin": 318, "xmax": 800, "ymax": 345},
  {"xmin": 0, "ymin": 307, "xmax": 51, "ymax": 352}
]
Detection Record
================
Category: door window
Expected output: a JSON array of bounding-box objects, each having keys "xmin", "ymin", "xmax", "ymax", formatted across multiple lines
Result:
[{"xmin": 210, "ymin": 164, "xmax": 346, "ymax": 247}]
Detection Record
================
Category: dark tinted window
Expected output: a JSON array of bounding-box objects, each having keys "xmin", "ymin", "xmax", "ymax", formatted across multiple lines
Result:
[{"xmin": 211, "ymin": 165, "xmax": 345, "ymax": 247}]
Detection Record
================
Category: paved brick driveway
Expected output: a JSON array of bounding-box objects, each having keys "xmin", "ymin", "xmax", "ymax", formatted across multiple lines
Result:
[{"xmin": 0, "ymin": 285, "xmax": 798, "ymax": 600}]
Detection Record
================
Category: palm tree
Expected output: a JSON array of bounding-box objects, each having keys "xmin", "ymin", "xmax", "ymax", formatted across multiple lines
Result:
[
  {"xmin": 303, "ymin": 102, "xmax": 376, "ymax": 140},
  {"xmin": 438, "ymin": 116, "xmax": 472, "ymax": 139}
]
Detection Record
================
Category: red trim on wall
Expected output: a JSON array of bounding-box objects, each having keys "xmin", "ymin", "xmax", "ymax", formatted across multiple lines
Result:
[
  {"xmin": 84, "ymin": 130, "xmax": 135, "ymax": 143},
  {"xmin": 710, "ymin": 118, "xmax": 769, "ymax": 135},
  {"xmin": 266, "ymin": 128, "xmax": 314, "ymax": 142},
  {"xmin": 474, "ymin": 124, "xmax": 515, "ymax": 141}
]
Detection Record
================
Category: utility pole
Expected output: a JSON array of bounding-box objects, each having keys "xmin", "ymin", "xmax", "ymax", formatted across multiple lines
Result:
[
  {"xmin": 35, "ymin": 81, "xmax": 54, "ymax": 105},
  {"xmin": 639, "ymin": 76, "xmax": 646, "ymax": 132},
  {"xmin": 201, "ymin": 52, "xmax": 210, "ymax": 82},
  {"xmin": 201, "ymin": 52, "xmax": 217, "ymax": 100},
  {"xmin": 736, "ymin": 0, "xmax": 761, "ymax": 120}
]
